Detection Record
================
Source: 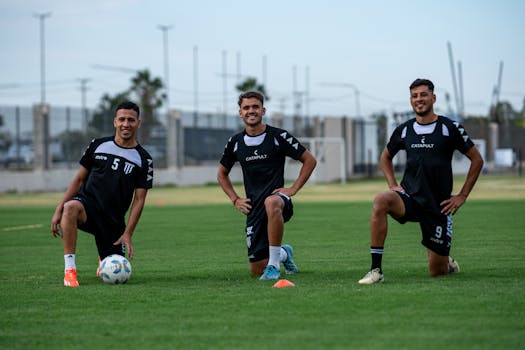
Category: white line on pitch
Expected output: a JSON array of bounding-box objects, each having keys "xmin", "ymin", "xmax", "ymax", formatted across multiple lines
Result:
[{"xmin": 1, "ymin": 224, "xmax": 43, "ymax": 232}]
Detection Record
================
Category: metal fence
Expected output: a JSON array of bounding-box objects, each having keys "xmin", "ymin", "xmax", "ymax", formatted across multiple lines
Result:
[{"xmin": 0, "ymin": 105, "xmax": 319, "ymax": 170}]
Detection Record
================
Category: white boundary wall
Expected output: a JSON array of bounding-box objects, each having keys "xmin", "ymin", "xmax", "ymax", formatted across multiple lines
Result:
[{"xmin": 0, "ymin": 163, "xmax": 316, "ymax": 193}]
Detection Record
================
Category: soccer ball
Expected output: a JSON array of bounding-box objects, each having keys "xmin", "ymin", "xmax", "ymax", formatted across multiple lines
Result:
[{"xmin": 99, "ymin": 254, "xmax": 132, "ymax": 284}]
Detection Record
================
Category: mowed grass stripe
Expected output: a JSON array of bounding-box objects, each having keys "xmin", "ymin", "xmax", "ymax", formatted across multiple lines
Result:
[
  {"xmin": 0, "ymin": 199, "xmax": 524, "ymax": 349},
  {"xmin": 0, "ymin": 175, "xmax": 524, "ymax": 208}
]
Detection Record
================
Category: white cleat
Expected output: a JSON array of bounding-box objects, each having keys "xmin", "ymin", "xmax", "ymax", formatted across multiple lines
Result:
[
  {"xmin": 358, "ymin": 268, "xmax": 384, "ymax": 285},
  {"xmin": 448, "ymin": 257, "xmax": 460, "ymax": 273}
]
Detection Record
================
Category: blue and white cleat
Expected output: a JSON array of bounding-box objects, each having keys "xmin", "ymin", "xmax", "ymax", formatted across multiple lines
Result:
[
  {"xmin": 259, "ymin": 265, "xmax": 280, "ymax": 281},
  {"xmin": 282, "ymin": 244, "xmax": 299, "ymax": 275}
]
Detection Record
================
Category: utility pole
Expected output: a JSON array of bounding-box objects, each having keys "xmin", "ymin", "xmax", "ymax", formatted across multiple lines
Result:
[
  {"xmin": 79, "ymin": 78, "xmax": 90, "ymax": 132},
  {"xmin": 222, "ymin": 50, "xmax": 228, "ymax": 126},
  {"xmin": 305, "ymin": 66, "xmax": 310, "ymax": 118},
  {"xmin": 34, "ymin": 11, "xmax": 51, "ymax": 170},
  {"xmin": 193, "ymin": 45, "xmax": 199, "ymax": 126},
  {"xmin": 262, "ymin": 54, "xmax": 267, "ymax": 89},
  {"xmin": 158, "ymin": 24, "xmax": 173, "ymax": 115},
  {"xmin": 319, "ymin": 82, "xmax": 361, "ymax": 118},
  {"xmin": 447, "ymin": 41, "xmax": 461, "ymax": 118},
  {"xmin": 457, "ymin": 61, "xmax": 464, "ymax": 117},
  {"xmin": 236, "ymin": 51, "xmax": 242, "ymax": 83},
  {"xmin": 34, "ymin": 12, "xmax": 51, "ymax": 104}
]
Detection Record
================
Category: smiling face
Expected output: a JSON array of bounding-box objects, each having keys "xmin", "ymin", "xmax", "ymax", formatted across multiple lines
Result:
[
  {"xmin": 239, "ymin": 97, "xmax": 266, "ymax": 129},
  {"xmin": 410, "ymin": 84, "xmax": 436, "ymax": 118},
  {"xmin": 113, "ymin": 108, "xmax": 141, "ymax": 146}
]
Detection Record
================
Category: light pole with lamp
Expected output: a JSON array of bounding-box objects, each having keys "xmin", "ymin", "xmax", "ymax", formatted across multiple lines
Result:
[
  {"xmin": 34, "ymin": 11, "xmax": 51, "ymax": 105},
  {"xmin": 319, "ymin": 81, "xmax": 361, "ymax": 118},
  {"xmin": 158, "ymin": 24, "xmax": 173, "ymax": 114},
  {"xmin": 34, "ymin": 11, "xmax": 51, "ymax": 169}
]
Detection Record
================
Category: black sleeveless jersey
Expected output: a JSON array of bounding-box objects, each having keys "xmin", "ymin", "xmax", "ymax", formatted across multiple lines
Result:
[
  {"xmin": 220, "ymin": 125, "xmax": 306, "ymax": 206},
  {"xmin": 78, "ymin": 136, "xmax": 153, "ymax": 225},
  {"xmin": 387, "ymin": 116, "xmax": 474, "ymax": 213}
]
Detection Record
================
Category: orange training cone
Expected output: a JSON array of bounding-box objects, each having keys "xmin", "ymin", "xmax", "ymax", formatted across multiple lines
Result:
[{"xmin": 272, "ymin": 279, "xmax": 295, "ymax": 288}]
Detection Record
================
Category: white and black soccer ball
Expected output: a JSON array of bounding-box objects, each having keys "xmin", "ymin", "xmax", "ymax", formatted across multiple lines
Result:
[{"xmin": 99, "ymin": 254, "xmax": 132, "ymax": 284}]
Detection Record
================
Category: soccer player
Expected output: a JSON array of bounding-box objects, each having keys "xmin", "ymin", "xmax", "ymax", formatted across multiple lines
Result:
[
  {"xmin": 51, "ymin": 101, "xmax": 153, "ymax": 287},
  {"xmin": 358, "ymin": 78, "xmax": 484, "ymax": 284},
  {"xmin": 217, "ymin": 91, "xmax": 317, "ymax": 281}
]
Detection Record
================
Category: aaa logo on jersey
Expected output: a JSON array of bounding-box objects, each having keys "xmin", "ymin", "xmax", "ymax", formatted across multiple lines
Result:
[{"xmin": 279, "ymin": 132, "xmax": 299, "ymax": 150}]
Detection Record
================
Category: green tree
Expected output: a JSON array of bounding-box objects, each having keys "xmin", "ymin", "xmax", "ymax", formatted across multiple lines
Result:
[
  {"xmin": 489, "ymin": 101, "xmax": 516, "ymax": 125},
  {"xmin": 58, "ymin": 130, "xmax": 90, "ymax": 164},
  {"xmin": 91, "ymin": 91, "xmax": 130, "ymax": 136},
  {"xmin": 235, "ymin": 77, "xmax": 270, "ymax": 101},
  {"xmin": 0, "ymin": 113, "xmax": 11, "ymax": 151},
  {"xmin": 129, "ymin": 69, "xmax": 165, "ymax": 144},
  {"xmin": 515, "ymin": 99, "xmax": 525, "ymax": 128},
  {"xmin": 373, "ymin": 112, "xmax": 387, "ymax": 149},
  {"xmin": 489, "ymin": 100, "xmax": 520, "ymax": 147}
]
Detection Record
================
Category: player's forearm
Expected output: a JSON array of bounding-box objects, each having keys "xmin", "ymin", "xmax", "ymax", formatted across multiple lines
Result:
[
  {"xmin": 458, "ymin": 151, "xmax": 484, "ymax": 199},
  {"xmin": 290, "ymin": 152, "xmax": 317, "ymax": 195},
  {"xmin": 217, "ymin": 166, "xmax": 239, "ymax": 203},
  {"xmin": 124, "ymin": 198, "xmax": 145, "ymax": 237},
  {"xmin": 124, "ymin": 189, "xmax": 147, "ymax": 236},
  {"xmin": 380, "ymin": 150, "xmax": 398, "ymax": 189}
]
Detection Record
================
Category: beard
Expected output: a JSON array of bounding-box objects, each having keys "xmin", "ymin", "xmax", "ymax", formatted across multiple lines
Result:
[{"xmin": 413, "ymin": 104, "xmax": 432, "ymax": 117}]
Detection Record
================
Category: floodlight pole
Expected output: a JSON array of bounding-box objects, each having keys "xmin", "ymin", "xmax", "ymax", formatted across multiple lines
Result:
[
  {"xmin": 319, "ymin": 82, "xmax": 361, "ymax": 118},
  {"xmin": 34, "ymin": 11, "xmax": 51, "ymax": 170},
  {"xmin": 79, "ymin": 78, "xmax": 90, "ymax": 132},
  {"xmin": 34, "ymin": 11, "xmax": 52, "ymax": 104},
  {"xmin": 158, "ymin": 24, "xmax": 173, "ymax": 114}
]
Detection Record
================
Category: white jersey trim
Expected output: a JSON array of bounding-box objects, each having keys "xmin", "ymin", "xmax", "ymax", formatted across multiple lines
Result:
[
  {"xmin": 234, "ymin": 133, "xmax": 279, "ymax": 152},
  {"xmin": 95, "ymin": 141, "xmax": 142, "ymax": 167},
  {"xmin": 412, "ymin": 122, "xmax": 437, "ymax": 135}
]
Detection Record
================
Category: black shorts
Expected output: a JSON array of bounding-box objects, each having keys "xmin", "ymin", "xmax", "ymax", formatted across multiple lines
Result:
[
  {"xmin": 394, "ymin": 191, "xmax": 453, "ymax": 256},
  {"xmin": 70, "ymin": 195, "xmax": 126, "ymax": 259},
  {"xmin": 245, "ymin": 192, "xmax": 294, "ymax": 262}
]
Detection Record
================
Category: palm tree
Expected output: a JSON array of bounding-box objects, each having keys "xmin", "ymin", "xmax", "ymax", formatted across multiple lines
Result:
[
  {"xmin": 91, "ymin": 91, "xmax": 130, "ymax": 136},
  {"xmin": 235, "ymin": 77, "xmax": 269, "ymax": 101},
  {"xmin": 129, "ymin": 69, "xmax": 166, "ymax": 144}
]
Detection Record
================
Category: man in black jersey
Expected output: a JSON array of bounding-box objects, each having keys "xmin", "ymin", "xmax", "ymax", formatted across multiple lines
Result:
[
  {"xmin": 217, "ymin": 91, "xmax": 317, "ymax": 281},
  {"xmin": 51, "ymin": 101, "xmax": 153, "ymax": 287},
  {"xmin": 358, "ymin": 79, "xmax": 483, "ymax": 284}
]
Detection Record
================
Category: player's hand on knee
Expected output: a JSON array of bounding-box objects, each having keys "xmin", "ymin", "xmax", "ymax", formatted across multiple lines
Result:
[
  {"xmin": 51, "ymin": 217, "xmax": 61, "ymax": 237},
  {"xmin": 234, "ymin": 198, "xmax": 251, "ymax": 215}
]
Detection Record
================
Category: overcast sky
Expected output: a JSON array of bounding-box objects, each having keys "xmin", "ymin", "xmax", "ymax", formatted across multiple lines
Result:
[{"xmin": 1, "ymin": 0, "xmax": 524, "ymax": 118}]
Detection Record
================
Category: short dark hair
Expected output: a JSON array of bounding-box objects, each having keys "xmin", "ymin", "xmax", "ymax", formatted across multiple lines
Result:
[
  {"xmin": 409, "ymin": 78, "xmax": 434, "ymax": 93},
  {"xmin": 116, "ymin": 101, "xmax": 140, "ymax": 117},
  {"xmin": 238, "ymin": 91, "xmax": 265, "ymax": 107}
]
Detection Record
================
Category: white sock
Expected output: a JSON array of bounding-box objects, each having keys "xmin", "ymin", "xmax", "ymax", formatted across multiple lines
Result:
[
  {"xmin": 279, "ymin": 247, "xmax": 288, "ymax": 262},
  {"xmin": 268, "ymin": 246, "xmax": 281, "ymax": 269},
  {"xmin": 64, "ymin": 254, "xmax": 76, "ymax": 271}
]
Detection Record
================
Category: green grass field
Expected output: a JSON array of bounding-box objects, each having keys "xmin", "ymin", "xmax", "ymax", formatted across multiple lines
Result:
[{"xmin": 1, "ymin": 177, "xmax": 524, "ymax": 349}]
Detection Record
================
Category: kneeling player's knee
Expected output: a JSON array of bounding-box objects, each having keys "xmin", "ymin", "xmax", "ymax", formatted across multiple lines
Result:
[
  {"xmin": 62, "ymin": 201, "xmax": 84, "ymax": 222},
  {"xmin": 372, "ymin": 193, "xmax": 392, "ymax": 213},
  {"xmin": 264, "ymin": 196, "xmax": 283, "ymax": 216}
]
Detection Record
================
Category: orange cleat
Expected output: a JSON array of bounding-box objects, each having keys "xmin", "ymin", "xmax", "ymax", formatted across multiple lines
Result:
[{"xmin": 64, "ymin": 268, "xmax": 79, "ymax": 287}]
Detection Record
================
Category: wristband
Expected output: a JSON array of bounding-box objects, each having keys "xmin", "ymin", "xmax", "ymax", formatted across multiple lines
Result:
[{"xmin": 233, "ymin": 198, "xmax": 240, "ymax": 206}]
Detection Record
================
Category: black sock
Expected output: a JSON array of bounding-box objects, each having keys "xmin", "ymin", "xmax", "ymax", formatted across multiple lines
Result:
[{"xmin": 370, "ymin": 246, "xmax": 384, "ymax": 272}]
